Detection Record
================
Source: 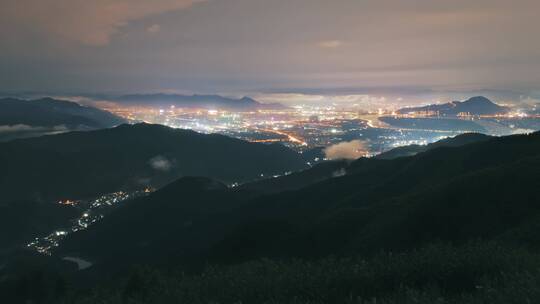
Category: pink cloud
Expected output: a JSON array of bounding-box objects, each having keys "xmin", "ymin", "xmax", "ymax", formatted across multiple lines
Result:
[{"xmin": 1, "ymin": 0, "xmax": 205, "ymax": 46}]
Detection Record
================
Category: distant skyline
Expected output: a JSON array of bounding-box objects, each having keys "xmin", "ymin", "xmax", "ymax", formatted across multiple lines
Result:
[{"xmin": 2, "ymin": 0, "xmax": 540, "ymax": 105}]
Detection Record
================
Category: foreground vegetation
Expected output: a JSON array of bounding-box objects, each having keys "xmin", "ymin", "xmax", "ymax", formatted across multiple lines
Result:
[{"xmin": 51, "ymin": 242, "xmax": 538, "ymax": 304}]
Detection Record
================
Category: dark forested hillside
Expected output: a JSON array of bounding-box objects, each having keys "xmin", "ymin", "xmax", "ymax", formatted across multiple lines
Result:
[
  {"xmin": 2, "ymin": 131, "xmax": 540, "ymax": 304},
  {"xmin": 56, "ymin": 131, "xmax": 540, "ymax": 268},
  {"xmin": 0, "ymin": 123, "xmax": 308, "ymax": 203},
  {"xmin": 375, "ymin": 132, "xmax": 491, "ymax": 159},
  {"xmin": 0, "ymin": 201, "xmax": 79, "ymax": 255}
]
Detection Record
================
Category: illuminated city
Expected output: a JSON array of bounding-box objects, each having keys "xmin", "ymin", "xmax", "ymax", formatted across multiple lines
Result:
[{"xmin": 100, "ymin": 102, "xmax": 540, "ymax": 157}]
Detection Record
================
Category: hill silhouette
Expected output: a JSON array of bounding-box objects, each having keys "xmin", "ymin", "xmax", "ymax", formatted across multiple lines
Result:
[
  {"xmin": 375, "ymin": 132, "xmax": 491, "ymax": 159},
  {"xmin": 241, "ymin": 133, "xmax": 492, "ymax": 194},
  {"xmin": 0, "ymin": 123, "xmax": 307, "ymax": 203},
  {"xmin": 397, "ymin": 96, "xmax": 509, "ymax": 116},
  {"xmin": 57, "ymin": 131, "xmax": 540, "ymax": 271},
  {"xmin": 0, "ymin": 97, "xmax": 126, "ymax": 141},
  {"xmin": 2, "ymin": 130, "xmax": 540, "ymax": 303}
]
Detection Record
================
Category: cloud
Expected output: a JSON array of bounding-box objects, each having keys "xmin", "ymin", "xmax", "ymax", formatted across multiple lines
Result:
[
  {"xmin": 318, "ymin": 40, "xmax": 343, "ymax": 49},
  {"xmin": 149, "ymin": 155, "xmax": 174, "ymax": 171},
  {"xmin": 332, "ymin": 168, "xmax": 347, "ymax": 177},
  {"xmin": 146, "ymin": 24, "xmax": 161, "ymax": 34},
  {"xmin": 0, "ymin": 124, "xmax": 68, "ymax": 133},
  {"xmin": 0, "ymin": 124, "xmax": 45, "ymax": 133},
  {"xmin": 1, "ymin": 0, "xmax": 204, "ymax": 46},
  {"xmin": 324, "ymin": 140, "xmax": 367, "ymax": 160},
  {"xmin": 2, "ymin": 0, "xmax": 540, "ymax": 95},
  {"xmin": 136, "ymin": 177, "xmax": 152, "ymax": 185}
]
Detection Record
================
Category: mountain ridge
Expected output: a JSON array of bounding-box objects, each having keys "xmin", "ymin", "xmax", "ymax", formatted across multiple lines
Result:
[
  {"xmin": 113, "ymin": 93, "xmax": 285, "ymax": 110},
  {"xmin": 0, "ymin": 97, "xmax": 125, "ymax": 128},
  {"xmin": 0, "ymin": 97, "xmax": 126, "ymax": 142},
  {"xmin": 397, "ymin": 96, "xmax": 510, "ymax": 116},
  {"xmin": 0, "ymin": 123, "xmax": 308, "ymax": 203},
  {"xmin": 56, "ymin": 131, "xmax": 540, "ymax": 271}
]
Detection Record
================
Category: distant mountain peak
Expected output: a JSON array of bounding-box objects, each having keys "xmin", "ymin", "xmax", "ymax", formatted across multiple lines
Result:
[
  {"xmin": 240, "ymin": 96, "xmax": 257, "ymax": 103},
  {"xmin": 463, "ymin": 96, "xmax": 493, "ymax": 105},
  {"xmin": 397, "ymin": 96, "xmax": 509, "ymax": 116},
  {"xmin": 113, "ymin": 93, "xmax": 285, "ymax": 110},
  {"xmin": 468, "ymin": 96, "xmax": 491, "ymax": 102}
]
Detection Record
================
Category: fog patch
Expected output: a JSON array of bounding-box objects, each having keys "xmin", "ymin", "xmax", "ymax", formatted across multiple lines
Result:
[
  {"xmin": 0, "ymin": 124, "xmax": 68, "ymax": 133},
  {"xmin": 0, "ymin": 124, "xmax": 70, "ymax": 133},
  {"xmin": 324, "ymin": 140, "xmax": 367, "ymax": 160},
  {"xmin": 62, "ymin": 257, "xmax": 92, "ymax": 270},
  {"xmin": 332, "ymin": 168, "xmax": 347, "ymax": 177},
  {"xmin": 136, "ymin": 177, "xmax": 152, "ymax": 186},
  {"xmin": 149, "ymin": 155, "xmax": 174, "ymax": 172},
  {"xmin": 0, "ymin": 124, "xmax": 39, "ymax": 133}
]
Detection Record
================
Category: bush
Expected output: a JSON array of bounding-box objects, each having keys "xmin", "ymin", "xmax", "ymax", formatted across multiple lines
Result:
[{"xmin": 64, "ymin": 242, "xmax": 540, "ymax": 304}]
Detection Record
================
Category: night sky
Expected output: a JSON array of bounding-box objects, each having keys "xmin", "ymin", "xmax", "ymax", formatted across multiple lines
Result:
[{"xmin": 2, "ymin": 0, "xmax": 540, "ymax": 104}]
